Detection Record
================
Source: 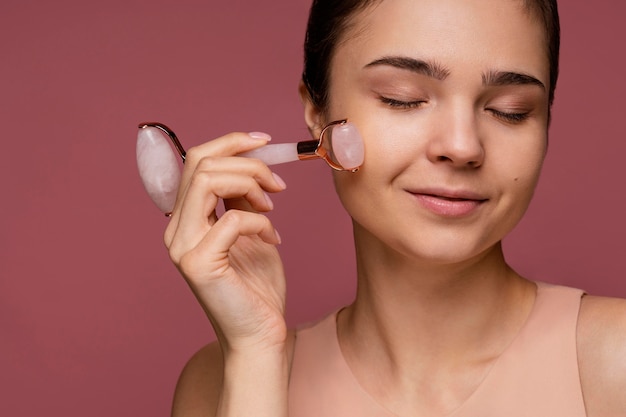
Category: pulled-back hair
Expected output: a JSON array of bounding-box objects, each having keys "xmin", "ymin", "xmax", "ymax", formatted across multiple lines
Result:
[
  {"xmin": 522, "ymin": 0, "xmax": 560, "ymax": 106},
  {"xmin": 302, "ymin": 0, "xmax": 560, "ymax": 110}
]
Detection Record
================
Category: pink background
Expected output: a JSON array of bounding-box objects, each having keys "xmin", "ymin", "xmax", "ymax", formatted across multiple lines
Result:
[{"xmin": 1, "ymin": 1, "xmax": 625, "ymax": 415}]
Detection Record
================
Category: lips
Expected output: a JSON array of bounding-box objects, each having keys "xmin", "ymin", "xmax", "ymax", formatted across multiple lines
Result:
[{"xmin": 407, "ymin": 188, "xmax": 488, "ymax": 217}]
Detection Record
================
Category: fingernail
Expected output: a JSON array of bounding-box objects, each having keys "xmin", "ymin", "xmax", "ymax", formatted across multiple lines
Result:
[
  {"xmin": 248, "ymin": 131, "xmax": 271, "ymax": 141},
  {"xmin": 264, "ymin": 192, "xmax": 274, "ymax": 210},
  {"xmin": 272, "ymin": 172, "xmax": 287, "ymax": 189},
  {"xmin": 274, "ymin": 228, "xmax": 282, "ymax": 244}
]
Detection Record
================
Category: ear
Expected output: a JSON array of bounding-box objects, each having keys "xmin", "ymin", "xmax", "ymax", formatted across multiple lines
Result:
[{"xmin": 298, "ymin": 80, "xmax": 324, "ymax": 139}]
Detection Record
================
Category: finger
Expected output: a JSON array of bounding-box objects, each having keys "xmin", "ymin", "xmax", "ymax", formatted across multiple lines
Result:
[
  {"xmin": 174, "ymin": 210, "xmax": 280, "ymax": 286},
  {"xmin": 224, "ymin": 196, "xmax": 259, "ymax": 213},
  {"xmin": 165, "ymin": 151, "xmax": 285, "ymax": 248},
  {"xmin": 167, "ymin": 172, "xmax": 276, "ymax": 260},
  {"xmin": 176, "ymin": 132, "xmax": 271, "ymax": 211},
  {"xmin": 194, "ymin": 209, "xmax": 281, "ymax": 264},
  {"xmin": 180, "ymin": 157, "xmax": 283, "ymax": 222},
  {"xmin": 192, "ymin": 156, "xmax": 287, "ymax": 194},
  {"xmin": 168, "ymin": 135, "xmax": 265, "ymax": 249},
  {"xmin": 170, "ymin": 152, "xmax": 284, "ymax": 231},
  {"xmin": 223, "ymin": 169, "xmax": 287, "ymax": 212}
]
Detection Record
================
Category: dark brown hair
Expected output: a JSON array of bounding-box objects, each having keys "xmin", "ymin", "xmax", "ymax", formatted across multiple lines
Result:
[{"xmin": 302, "ymin": 0, "xmax": 560, "ymax": 110}]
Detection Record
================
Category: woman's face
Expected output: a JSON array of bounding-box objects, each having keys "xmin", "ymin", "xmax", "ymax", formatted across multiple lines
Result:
[{"xmin": 317, "ymin": 0, "xmax": 550, "ymax": 264}]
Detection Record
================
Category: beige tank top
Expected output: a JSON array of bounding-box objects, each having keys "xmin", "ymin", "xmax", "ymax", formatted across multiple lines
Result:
[{"xmin": 288, "ymin": 282, "xmax": 586, "ymax": 416}]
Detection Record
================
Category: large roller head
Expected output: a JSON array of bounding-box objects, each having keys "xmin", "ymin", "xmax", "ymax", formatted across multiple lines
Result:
[{"xmin": 136, "ymin": 124, "xmax": 182, "ymax": 214}]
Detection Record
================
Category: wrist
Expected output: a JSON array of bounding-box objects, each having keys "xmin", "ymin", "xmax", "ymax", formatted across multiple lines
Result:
[
  {"xmin": 223, "ymin": 343, "xmax": 288, "ymax": 369},
  {"xmin": 219, "ymin": 324, "xmax": 288, "ymax": 359}
]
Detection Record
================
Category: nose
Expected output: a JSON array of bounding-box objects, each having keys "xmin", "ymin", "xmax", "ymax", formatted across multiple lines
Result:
[{"xmin": 426, "ymin": 108, "xmax": 485, "ymax": 169}]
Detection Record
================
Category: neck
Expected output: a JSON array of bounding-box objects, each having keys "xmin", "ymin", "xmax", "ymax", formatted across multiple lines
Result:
[
  {"xmin": 339, "ymin": 222, "xmax": 536, "ymax": 377},
  {"xmin": 335, "ymin": 222, "xmax": 537, "ymax": 414}
]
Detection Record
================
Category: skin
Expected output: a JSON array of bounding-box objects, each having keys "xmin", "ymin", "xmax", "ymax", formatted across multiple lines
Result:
[{"xmin": 167, "ymin": 0, "xmax": 626, "ymax": 416}]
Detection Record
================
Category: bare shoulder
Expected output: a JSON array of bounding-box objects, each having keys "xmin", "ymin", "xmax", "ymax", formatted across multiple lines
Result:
[
  {"xmin": 578, "ymin": 294, "xmax": 626, "ymax": 417},
  {"xmin": 170, "ymin": 341, "xmax": 223, "ymax": 417},
  {"xmin": 171, "ymin": 330, "xmax": 297, "ymax": 417}
]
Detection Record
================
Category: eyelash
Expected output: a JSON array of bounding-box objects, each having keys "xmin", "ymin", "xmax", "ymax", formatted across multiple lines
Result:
[
  {"xmin": 488, "ymin": 109, "xmax": 530, "ymax": 123},
  {"xmin": 379, "ymin": 96, "xmax": 426, "ymax": 109},
  {"xmin": 379, "ymin": 96, "xmax": 530, "ymax": 123}
]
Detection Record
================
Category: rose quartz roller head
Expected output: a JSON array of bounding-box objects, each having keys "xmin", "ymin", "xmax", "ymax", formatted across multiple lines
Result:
[
  {"xmin": 136, "ymin": 123, "xmax": 184, "ymax": 214},
  {"xmin": 136, "ymin": 120, "xmax": 364, "ymax": 215}
]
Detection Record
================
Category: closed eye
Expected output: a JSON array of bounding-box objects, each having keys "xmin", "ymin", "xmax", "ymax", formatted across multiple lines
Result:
[
  {"xmin": 379, "ymin": 96, "xmax": 427, "ymax": 109},
  {"xmin": 487, "ymin": 109, "xmax": 530, "ymax": 123}
]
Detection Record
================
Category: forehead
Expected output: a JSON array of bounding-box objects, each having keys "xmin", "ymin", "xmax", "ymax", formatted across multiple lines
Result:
[{"xmin": 337, "ymin": 0, "xmax": 549, "ymax": 83}]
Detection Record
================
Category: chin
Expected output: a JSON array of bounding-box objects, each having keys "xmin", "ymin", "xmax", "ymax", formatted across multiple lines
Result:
[
  {"xmin": 400, "ymin": 239, "xmax": 501, "ymax": 267},
  {"xmin": 355, "ymin": 219, "xmax": 504, "ymax": 268}
]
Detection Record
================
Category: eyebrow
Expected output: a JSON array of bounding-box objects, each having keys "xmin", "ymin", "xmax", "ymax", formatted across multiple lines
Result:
[
  {"xmin": 364, "ymin": 56, "xmax": 546, "ymax": 91},
  {"xmin": 364, "ymin": 56, "xmax": 450, "ymax": 80},
  {"xmin": 482, "ymin": 70, "xmax": 545, "ymax": 90}
]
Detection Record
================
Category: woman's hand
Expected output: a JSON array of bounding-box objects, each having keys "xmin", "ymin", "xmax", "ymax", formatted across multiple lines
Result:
[{"xmin": 164, "ymin": 131, "xmax": 288, "ymax": 355}]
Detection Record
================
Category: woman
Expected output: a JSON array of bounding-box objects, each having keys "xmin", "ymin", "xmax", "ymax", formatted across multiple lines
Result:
[{"xmin": 164, "ymin": 0, "xmax": 626, "ymax": 415}]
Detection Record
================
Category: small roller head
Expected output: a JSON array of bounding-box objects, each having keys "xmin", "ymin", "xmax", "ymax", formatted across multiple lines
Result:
[{"xmin": 324, "ymin": 122, "xmax": 364, "ymax": 171}]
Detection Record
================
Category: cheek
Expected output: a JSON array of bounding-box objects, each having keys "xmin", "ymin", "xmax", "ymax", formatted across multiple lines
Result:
[
  {"xmin": 330, "ymin": 172, "xmax": 363, "ymax": 233},
  {"xmin": 330, "ymin": 156, "xmax": 388, "ymax": 225},
  {"xmin": 332, "ymin": 125, "xmax": 413, "ymax": 208},
  {"xmin": 350, "ymin": 117, "xmax": 422, "ymax": 174},
  {"xmin": 495, "ymin": 140, "xmax": 547, "ymax": 210}
]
